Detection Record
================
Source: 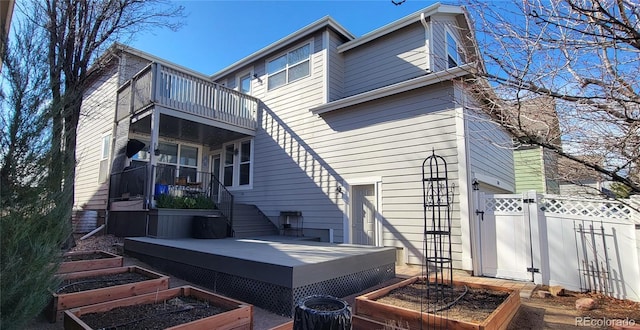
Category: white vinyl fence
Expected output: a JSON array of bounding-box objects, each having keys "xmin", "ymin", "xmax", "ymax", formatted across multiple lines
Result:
[{"xmin": 476, "ymin": 191, "xmax": 640, "ymax": 301}]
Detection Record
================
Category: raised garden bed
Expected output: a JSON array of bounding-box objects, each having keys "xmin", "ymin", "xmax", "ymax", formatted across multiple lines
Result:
[
  {"xmin": 64, "ymin": 286, "xmax": 253, "ymax": 330},
  {"xmin": 57, "ymin": 250, "xmax": 123, "ymax": 274},
  {"xmin": 353, "ymin": 276, "xmax": 521, "ymax": 330},
  {"xmin": 47, "ymin": 266, "xmax": 169, "ymax": 322}
]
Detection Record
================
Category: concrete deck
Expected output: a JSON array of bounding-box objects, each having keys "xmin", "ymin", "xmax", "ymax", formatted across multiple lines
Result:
[{"xmin": 124, "ymin": 236, "xmax": 396, "ymax": 316}]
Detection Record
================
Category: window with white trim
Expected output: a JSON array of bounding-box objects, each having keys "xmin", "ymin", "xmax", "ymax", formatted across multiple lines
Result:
[
  {"xmin": 446, "ymin": 29, "xmax": 461, "ymax": 68},
  {"xmin": 222, "ymin": 139, "xmax": 253, "ymax": 188},
  {"xmin": 131, "ymin": 139, "xmax": 200, "ymax": 184},
  {"xmin": 267, "ymin": 43, "xmax": 311, "ymax": 90},
  {"xmin": 98, "ymin": 133, "xmax": 111, "ymax": 183}
]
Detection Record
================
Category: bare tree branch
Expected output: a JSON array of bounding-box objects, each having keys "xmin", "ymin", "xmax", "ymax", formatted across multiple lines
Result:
[{"xmin": 464, "ymin": 0, "xmax": 639, "ymax": 194}]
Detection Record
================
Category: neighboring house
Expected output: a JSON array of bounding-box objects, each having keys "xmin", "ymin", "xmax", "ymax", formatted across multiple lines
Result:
[
  {"xmin": 74, "ymin": 3, "xmax": 515, "ymax": 271},
  {"xmin": 0, "ymin": 0, "xmax": 15, "ymax": 71},
  {"xmin": 514, "ymin": 146, "xmax": 560, "ymax": 193},
  {"xmin": 512, "ymin": 97, "xmax": 561, "ymax": 194},
  {"xmin": 557, "ymin": 155, "xmax": 613, "ymax": 197}
]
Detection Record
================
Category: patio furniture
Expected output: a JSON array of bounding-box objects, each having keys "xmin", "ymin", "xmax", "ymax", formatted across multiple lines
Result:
[{"xmin": 280, "ymin": 211, "xmax": 303, "ymax": 236}]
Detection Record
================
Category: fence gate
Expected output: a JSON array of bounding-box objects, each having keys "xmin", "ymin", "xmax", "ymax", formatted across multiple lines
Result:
[{"xmin": 477, "ymin": 192, "xmax": 536, "ymax": 282}]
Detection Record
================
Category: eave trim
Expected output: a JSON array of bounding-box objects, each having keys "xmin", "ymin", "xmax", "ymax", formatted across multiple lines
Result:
[{"xmin": 310, "ymin": 64, "xmax": 473, "ymax": 115}]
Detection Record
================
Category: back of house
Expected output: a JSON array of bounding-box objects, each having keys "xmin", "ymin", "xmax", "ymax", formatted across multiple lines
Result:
[{"xmin": 74, "ymin": 3, "xmax": 514, "ymax": 272}]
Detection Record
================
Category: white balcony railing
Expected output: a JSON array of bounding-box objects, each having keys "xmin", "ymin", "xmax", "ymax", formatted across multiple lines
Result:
[{"xmin": 116, "ymin": 63, "xmax": 258, "ymax": 131}]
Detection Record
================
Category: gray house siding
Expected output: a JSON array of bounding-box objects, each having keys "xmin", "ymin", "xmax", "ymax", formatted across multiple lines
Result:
[
  {"xmin": 465, "ymin": 106, "xmax": 515, "ymax": 192},
  {"xmin": 327, "ymin": 30, "xmax": 345, "ymax": 102},
  {"xmin": 431, "ymin": 14, "xmax": 464, "ymax": 73},
  {"xmin": 235, "ymin": 57, "xmax": 468, "ymax": 264},
  {"xmin": 342, "ymin": 23, "xmax": 428, "ymax": 98},
  {"xmin": 230, "ymin": 35, "xmax": 343, "ymax": 239},
  {"xmin": 315, "ymin": 83, "xmax": 464, "ymax": 266}
]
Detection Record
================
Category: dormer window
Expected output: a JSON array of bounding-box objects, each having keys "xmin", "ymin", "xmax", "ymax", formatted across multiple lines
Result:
[
  {"xmin": 267, "ymin": 43, "xmax": 311, "ymax": 90},
  {"xmin": 446, "ymin": 30, "xmax": 461, "ymax": 68}
]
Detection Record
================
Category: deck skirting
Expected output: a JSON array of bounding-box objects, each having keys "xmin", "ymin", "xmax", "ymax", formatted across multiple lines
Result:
[{"xmin": 124, "ymin": 237, "xmax": 396, "ymax": 316}]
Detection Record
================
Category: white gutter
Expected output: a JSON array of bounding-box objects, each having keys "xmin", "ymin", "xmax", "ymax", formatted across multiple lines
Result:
[
  {"xmin": 310, "ymin": 64, "xmax": 475, "ymax": 115},
  {"xmin": 337, "ymin": 3, "xmax": 463, "ymax": 53}
]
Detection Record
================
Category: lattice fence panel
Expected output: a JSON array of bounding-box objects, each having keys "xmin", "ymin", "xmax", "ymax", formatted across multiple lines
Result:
[
  {"xmin": 486, "ymin": 197, "xmax": 523, "ymax": 213},
  {"xmin": 540, "ymin": 196, "xmax": 637, "ymax": 220}
]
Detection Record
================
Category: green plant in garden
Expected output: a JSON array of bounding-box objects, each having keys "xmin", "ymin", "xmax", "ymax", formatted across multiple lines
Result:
[
  {"xmin": 156, "ymin": 194, "xmax": 215, "ymax": 209},
  {"xmin": 0, "ymin": 15, "xmax": 71, "ymax": 328},
  {"xmin": 1, "ymin": 192, "xmax": 69, "ymax": 329}
]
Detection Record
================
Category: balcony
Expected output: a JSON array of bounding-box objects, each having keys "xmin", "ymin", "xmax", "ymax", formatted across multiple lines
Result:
[{"xmin": 116, "ymin": 63, "xmax": 258, "ymax": 133}]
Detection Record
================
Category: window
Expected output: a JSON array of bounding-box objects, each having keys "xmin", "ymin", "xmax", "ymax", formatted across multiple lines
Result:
[
  {"xmin": 238, "ymin": 72, "xmax": 253, "ymax": 118},
  {"xmin": 239, "ymin": 140, "xmax": 251, "ymax": 185},
  {"xmin": 446, "ymin": 30, "xmax": 461, "ymax": 68},
  {"xmin": 178, "ymin": 145, "xmax": 198, "ymax": 182},
  {"xmin": 267, "ymin": 43, "xmax": 310, "ymax": 90},
  {"xmin": 98, "ymin": 134, "xmax": 111, "ymax": 183},
  {"xmin": 130, "ymin": 138, "xmax": 199, "ymax": 184},
  {"xmin": 222, "ymin": 139, "xmax": 253, "ymax": 188}
]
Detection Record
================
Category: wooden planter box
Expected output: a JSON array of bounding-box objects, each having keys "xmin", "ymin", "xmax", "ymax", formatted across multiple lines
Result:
[
  {"xmin": 57, "ymin": 250, "xmax": 123, "ymax": 274},
  {"xmin": 63, "ymin": 286, "xmax": 253, "ymax": 330},
  {"xmin": 47, "ymin": 266, "xmax": 169, "ymax": 322},
  {"xmin": 353, "ymin": 276, "xmax": 521, "ymax": 330}
]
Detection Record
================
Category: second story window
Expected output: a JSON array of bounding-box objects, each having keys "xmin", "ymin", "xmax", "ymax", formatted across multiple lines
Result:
[
  {"xmin": 446, "ymin": 30, "xmax": 461, "ymax": 68},
  {"xmin": 267, "ymin": 43, "xmax": 311, "ymax": 90}
]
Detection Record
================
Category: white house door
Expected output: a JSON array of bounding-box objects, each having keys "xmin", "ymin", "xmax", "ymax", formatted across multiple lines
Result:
[{"xmin": 352, "ymin": 184, "xmax": 376, "ymax": 246}]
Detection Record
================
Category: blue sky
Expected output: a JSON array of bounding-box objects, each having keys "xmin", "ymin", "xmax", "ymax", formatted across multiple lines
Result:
[{"xmin": 130, "ymin": 0, "xmax": 445, "ymax": 74}]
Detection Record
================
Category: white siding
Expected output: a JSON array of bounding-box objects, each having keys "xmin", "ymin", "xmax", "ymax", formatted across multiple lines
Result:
[
  {"xmin": 75, "ymin": 53, "xmax": 152, "ymax": 212},
  {"xmin": 74, "ymin": 64, "xmax": 119, "ymax": 210},
  {"xmin": 342, "ymin": 23, "xmax": 428, "ymax": 97}
]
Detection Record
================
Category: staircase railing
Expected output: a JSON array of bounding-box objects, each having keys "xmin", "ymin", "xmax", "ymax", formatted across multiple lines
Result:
[{"xmin": 210, "ymin": 173, "xmax": 235, "ymax": 237}]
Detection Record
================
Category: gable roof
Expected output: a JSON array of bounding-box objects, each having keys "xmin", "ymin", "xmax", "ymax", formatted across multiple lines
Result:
[
  {"xmin": 338, "ymin": 3, "xmax": 465, "ymax": 53},
  {"xmin": 209, "ymin": 2, "xmax": 468, "ymax": 81},
  {"xmin": 209, "ymin": 16, "xmax": 353, "ymax": 81}
]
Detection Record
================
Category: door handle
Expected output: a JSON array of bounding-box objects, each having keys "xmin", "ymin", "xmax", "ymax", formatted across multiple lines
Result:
[{"xmin": 475, "ymin": 210, "xmax": 484, "ymax": 221}]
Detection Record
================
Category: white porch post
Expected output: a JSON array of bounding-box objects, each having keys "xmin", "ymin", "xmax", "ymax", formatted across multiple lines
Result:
[
  {"xmin": 147, "ymin": 108, "xmax": 160, "ymax": 208},
  {"xmin": 150, "ymin": 63, "xmax": 159, "ymax": 103}
]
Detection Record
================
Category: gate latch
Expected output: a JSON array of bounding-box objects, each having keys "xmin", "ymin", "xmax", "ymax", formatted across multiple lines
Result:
[{"xmin": 475, "ymin": 210, "xmax": 484, "ymax": 221}]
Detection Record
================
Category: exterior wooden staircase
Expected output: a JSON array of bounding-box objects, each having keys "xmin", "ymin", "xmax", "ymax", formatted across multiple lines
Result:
[{"xmin": 230, "ymin": 204, "xmax": 279, "ymax": 238}]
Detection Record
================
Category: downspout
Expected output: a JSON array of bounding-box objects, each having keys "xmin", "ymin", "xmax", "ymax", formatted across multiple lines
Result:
[{"xmin": 420, "ymin": 12, "xmax": 432, "ymax": 73}]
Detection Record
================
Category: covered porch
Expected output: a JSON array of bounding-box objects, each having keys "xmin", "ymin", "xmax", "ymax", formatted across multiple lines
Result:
[{"xmin": 107, "ymin": 62, "xmax": 260, "ymax": 236}]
